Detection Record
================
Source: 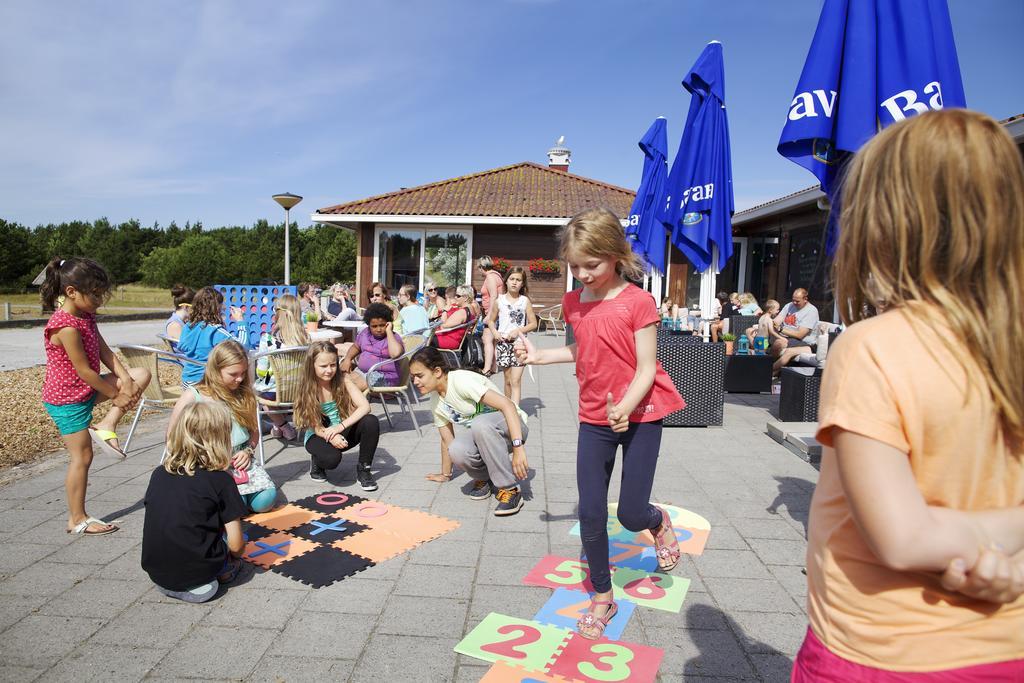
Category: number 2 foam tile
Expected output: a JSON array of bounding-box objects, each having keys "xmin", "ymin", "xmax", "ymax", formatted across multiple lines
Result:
[
  {"xmin": 522, "ymin": 555, "xmax": 598, "ymax": 593},
  {"xmin": 532, "ymin": 588, "xmax": 637, "ymax": 642},
  {"xmin": 480, "ymin": 661, "xmax": 574, "ymax": 683},
  {"xmin": 547, "ymin": 633, "xmax": 664, "ymax": 683},
  {"xmin": 611, "ymin": 567, "xmax": 689, "ymax": 613},
  {"xmin": 453, "ymin": 612, "xmax": 571, "ymax": 671}
]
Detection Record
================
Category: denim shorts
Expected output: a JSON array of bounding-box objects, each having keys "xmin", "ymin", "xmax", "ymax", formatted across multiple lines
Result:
[{"xmin": 43, "ymin": 393, "xmax": 98, "ymax": 435}]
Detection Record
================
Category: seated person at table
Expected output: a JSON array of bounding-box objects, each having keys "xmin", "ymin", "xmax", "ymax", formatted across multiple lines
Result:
[
  {"xmin": 397, "ymin": 284, "xmax": 430, "ymax": 335},
  {"xmin": 771, "ymin": 288, "xmax": 820, "ymax": 374},
  {"xmin": 737, "ymin": 292, "xmax": 762, "ymax": 317},
  {"xmin": 709, "ymin": 291, "xmax": 736, "ymax": 342},
  {"xmin": 164, "ymin": 284, "xmax": 194, "ymax": 349},
  {"xmin": 746, "ymin": 299, "xmax": 783, "ymax": 344},
  {"xmin": 340, "ymin": 303, "xmax": 404, "ymax": 392},
  {"xmin": 177, "ymin": 287, "xmax": 245, "ymax": 385},
  {"xmin": 434, "ymin": 285, "xmax": 476, "ymax": 350},
  {"xmin": 323, "ymin": 283, "xmax": 359, "ymax": 322}
]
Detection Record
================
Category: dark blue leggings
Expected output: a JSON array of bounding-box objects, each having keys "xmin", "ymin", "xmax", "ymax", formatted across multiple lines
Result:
[{"xmin": 577, "ymin": 421, "xmax": 664, "ymax": 593}]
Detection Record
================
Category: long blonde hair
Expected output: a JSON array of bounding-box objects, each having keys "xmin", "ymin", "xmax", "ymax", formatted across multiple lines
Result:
[
  {"xmin": 164, "ymin": 401, "xmax": 233, "ymax": 476},
  {"xmin": 558, "ymin": 208, "xmax": 645, "ymax": 282},
  {"xmin": 274, "ymin": 293, "xmax": 310, "ymax": 347},
  {"xmin": 198, "ymin": 340, "xmax": 258, "ymax": 435},
  {"xmin": 293, "ymin": 342, "xmax": 353, "ymax": 433},
  {"xmin": 835, "ymin": 108, "xmax": 1024, "ymax": 445}
]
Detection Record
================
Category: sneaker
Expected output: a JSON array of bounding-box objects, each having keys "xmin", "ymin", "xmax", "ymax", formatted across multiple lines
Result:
[
  {"xmin": 357, "ymin": 467, "xmax": 378, "ymax": 491},
  {"xmin": 493, "ymin": 487, "xmax": 523, "ymax": 516},
  {"xmin": 468, "ymin": 479, "xmax": 493, "ymax": 501},
  {"xmin": 280, "ymin": 422, "xmax": 297, "ymax": 441},
  {"xmin": 309, "ymin": 460, "xmax": 327, "ymax": 482}
]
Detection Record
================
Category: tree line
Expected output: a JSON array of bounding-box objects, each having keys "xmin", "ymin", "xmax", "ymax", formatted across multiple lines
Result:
[{"xmin": 0, "ymin": 218, "xmax": 356, "ymax": 291}]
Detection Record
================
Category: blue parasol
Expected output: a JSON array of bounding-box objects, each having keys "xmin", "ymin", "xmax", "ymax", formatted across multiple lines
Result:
[
  {"xmin": 625, "ymin": 117, "xmax": 669, "ymax": 275},
  {"xmin": 660, "ymin": 41, "xmax": 735, "ymax": 274},
  {"xmin": 778, "ymin": 0, "xmax": 966, "ymax": 251}
]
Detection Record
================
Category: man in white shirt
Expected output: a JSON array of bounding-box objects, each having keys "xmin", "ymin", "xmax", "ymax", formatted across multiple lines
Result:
[{"xmin": 771, "ymin": 288, "xmax": 820, "ymax": 374}]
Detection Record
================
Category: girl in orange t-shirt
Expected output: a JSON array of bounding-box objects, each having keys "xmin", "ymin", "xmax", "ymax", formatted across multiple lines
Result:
[
  {"xmin": 795, "ymin": 110, "xmax": 1024, "ymax": 680},
  {"xmin": 516, "ymin": 208, "xmax": 684, "ymax": 640}
]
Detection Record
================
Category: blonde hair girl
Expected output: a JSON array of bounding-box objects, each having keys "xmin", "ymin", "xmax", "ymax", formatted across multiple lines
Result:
[
  {"xmin": 143, "ymin": 401, "xmax": 247, "ymax": 603},
  {"xmin": 516, "ymin": 207, "xmax": 684, "ymax": 640},
  {"xmin": 167, "ymin": 340, "xmax": 277, "ymax": 512},
  {"xmin": 255, "ymin": 293, "xmax": 309, "ymax": 442},
  {"xmin": 294, "ymin": 341, "xmax": 380, "ymax": 490},
  {"xmin": 794, "ymin": 109, "xmax": 1024, "ymax": 679},
  {"xmin": 273, "ymin": 293, "xmax": 311, "ymax": 347}
]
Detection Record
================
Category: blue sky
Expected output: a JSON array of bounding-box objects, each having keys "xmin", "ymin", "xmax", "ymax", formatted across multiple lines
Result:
[{"xmin": 1, "ymin": 1, "xmax": 1021, "ymax": 229}]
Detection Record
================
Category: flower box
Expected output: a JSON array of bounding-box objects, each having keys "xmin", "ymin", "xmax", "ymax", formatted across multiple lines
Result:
[{"xmin": 528, "ymin": 258, "xmax": 561, "ymax": 276}]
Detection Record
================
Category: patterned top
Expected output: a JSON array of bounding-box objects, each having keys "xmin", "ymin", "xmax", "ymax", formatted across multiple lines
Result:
[
  {"xmin": 42, "ymin": 309, "xmax": 102, "ymax": 405},
  {"xmin": 495, "ymin": 293, "xmax": 529, "ymax": 337}
]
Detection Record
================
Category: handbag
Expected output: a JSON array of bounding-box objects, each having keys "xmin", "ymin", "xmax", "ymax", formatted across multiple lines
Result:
[
  {"xmin": 235, "ymin": 463, "xmax": 274, "ymax": 496},
  {"xmin": 462, "ymin": 333, "xmax": 485, "ymax": 369}
]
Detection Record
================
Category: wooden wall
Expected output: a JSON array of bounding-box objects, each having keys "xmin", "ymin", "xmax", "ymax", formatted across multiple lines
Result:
[
  {"xmin": 357, "ymin": 223, "xmax": 374, "ymax": 307},
  {"xmin": 471, "ymin": 225, "xmax": 566, "ymax": 308}
]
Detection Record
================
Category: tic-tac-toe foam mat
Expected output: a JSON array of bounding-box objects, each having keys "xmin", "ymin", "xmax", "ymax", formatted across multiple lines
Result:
[
  {"xmin": 215, "ymin": 284, "xmax": 297, "ymax": 349},
  {"xmin": 239, "ymin": 492, "xmax": 459, "ymax": 588}
]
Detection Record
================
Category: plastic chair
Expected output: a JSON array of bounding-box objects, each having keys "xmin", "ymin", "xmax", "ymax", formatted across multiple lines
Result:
[
  {"xmin": 537, "ymin": 304, "xmax": 564, "ymax": 336},
  {"xmin": 251, "ymin": 345, "xmax": 309, "ymax": 465},
  {"xmin": 365, "ymin": 349, "xmax": 422, "ymax": 436},
  {"xmin": 116, "ymin": 344, "xmax": 204, "ymax": 455}
]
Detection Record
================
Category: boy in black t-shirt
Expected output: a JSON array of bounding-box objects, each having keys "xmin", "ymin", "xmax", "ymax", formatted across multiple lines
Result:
[{"xmin": 142, "ymin": 402, "xmax": 247, "ymax": 603}]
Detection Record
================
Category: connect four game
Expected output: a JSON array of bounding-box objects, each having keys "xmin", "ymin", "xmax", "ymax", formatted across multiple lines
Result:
[
  {"xmin": 215, "ymin": 284, "xmax": 297, "ymax": 349},
  {"xmin": 456, "ymin": 503, "xmax": 711, "ymax": 682}
]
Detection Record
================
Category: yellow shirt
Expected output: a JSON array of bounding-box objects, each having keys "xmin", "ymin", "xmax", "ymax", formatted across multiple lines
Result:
[{"xmin": 810, "ymin": 305, "xmax": 1023, "ymax": 671}]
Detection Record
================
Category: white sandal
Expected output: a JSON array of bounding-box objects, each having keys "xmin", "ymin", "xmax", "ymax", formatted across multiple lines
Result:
[{"xmin": 68, "ymin": 517, "xmax": 119, "ymax": 536}]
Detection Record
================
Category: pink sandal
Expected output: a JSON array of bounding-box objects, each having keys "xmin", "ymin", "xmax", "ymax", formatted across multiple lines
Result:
[
  {"xmin": 576, "ymin": 598, "xmax": 618, "ymax": 640},
  {"xmin": 652, "ymin": 506, "xmax": 681, "ymax": 571}
]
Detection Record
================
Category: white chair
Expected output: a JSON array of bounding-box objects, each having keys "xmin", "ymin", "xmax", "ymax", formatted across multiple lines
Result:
[
  {"xmin": 537, "ymin": 304, "xmax": 564, "ymax": 336},
  {"xmin": 251, "ymin": 345, "xmax": 309, "ymax": 466}
]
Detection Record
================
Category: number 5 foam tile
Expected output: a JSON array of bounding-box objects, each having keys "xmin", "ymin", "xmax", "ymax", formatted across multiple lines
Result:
[
  {"xmin": 610, "ymin": 567, "xmax": 689, "ymax": 613},
  {"xmin": 532, "ymin": 588, "xmax": 637, "ymax": 642},
  {"xmin": 547, "ymin": 633, "xmax": 664, "ymax": 683},
  {"xmin": 454, "ymin": 613, "xmax": 571, "ymax": 671},
  {"xmin": 522, "ymin": 555, "xmax": 598, "ymax": 593},
  {"xmin": 480, "ymin": 661, "xmax": 574, "ymax": 683},
  {"xmin": 241, "ymin": 531, "xmax": 319, "ymax": 570}
]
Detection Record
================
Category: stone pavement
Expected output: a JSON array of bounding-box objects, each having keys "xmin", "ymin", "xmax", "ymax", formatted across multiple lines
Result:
[{"xmin": 0, "ymin": 336, "xmax": 818, "ymax": 682}]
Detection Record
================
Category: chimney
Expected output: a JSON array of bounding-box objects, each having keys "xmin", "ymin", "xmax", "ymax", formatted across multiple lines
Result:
[{"xmin": 547, "ymin": 136, "xmax": 571, "ymax": 172}]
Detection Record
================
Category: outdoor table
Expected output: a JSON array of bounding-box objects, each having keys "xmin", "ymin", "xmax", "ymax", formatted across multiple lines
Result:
[
  {"xmin": 779, "ymin": 366, "xmax": 823, "ymax": 422},
  {"xmin": 310, "ymin": 328, "xmax": 343, "ymax": 343},
  {"xmin": 723, "ymin": 352, "xmax": 773, "ymax": 393},
  {"xmin": 656, "ymin": 335, "xmax": 725, "ymax": 427},
  {"xmin": 322, "ymin": 319, "xmax": 365, "ymax": 343}
]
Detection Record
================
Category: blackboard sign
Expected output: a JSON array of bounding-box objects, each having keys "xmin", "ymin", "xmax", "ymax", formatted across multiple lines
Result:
[{"xmin": 787, "ymin": 230, "xmax": 825, "ymax": 294}]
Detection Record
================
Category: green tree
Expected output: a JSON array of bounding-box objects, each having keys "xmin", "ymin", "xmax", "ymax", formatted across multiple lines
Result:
[{"xmin": 0, "ymin": 220, "xmax": 39, "ymax": 287}]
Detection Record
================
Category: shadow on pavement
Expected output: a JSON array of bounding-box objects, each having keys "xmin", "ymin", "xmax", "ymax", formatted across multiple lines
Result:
[
  {"xmin": 685, "ymin": 603, "xmax": 794, "ymax": 680},
  {"xmin": 766, "ymin": 475, "xmax": 812, "ymax": 537}
]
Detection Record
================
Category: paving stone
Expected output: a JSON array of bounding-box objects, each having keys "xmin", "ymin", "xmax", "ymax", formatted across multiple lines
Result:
[
  {"xmin": 90, "ymin": 601, "xmax": 211, "ymax": 649},
  {"xmin": 649, "ymin": 625, "xmax": 756, "ymax": 679},
  {"xmin": 377, "ymin": 595, "xmax": 468, "ymax": 638},
  {"xmin": 704, "ymin": 577, "xmax": 804, "ymax": 614},
  {"xmin": 731, "ymin": 610, "xmax": 809, "ymax": 657},
  {"xmin": 0, "ymin": 509, "xmax": 61, "ymax": 539},
  {"xmin": 268, "ymin": 611, "xmax": 375, "ymax": 659},
  {"xmin": 0, "ymin": 664, "xmax": 45, "ymax": 682},
  {"xmin": 692, "ymin": 549, "xmax": 774, "ymax": 580},
  {"xmin": 352, "ymin": 635, "xmax": 457, "ymax": 681},
  {"xmin": 151, "ymin": 625, "xmax": 277, "ymax": 679},
  {"xmin": 406, "ymin": 538, "xmax": 482, "ymax": 568},
  {"xmin": 42, "ymin": 643, "xmax": 166, "ymax": 682},
  {"xmin": 702, "ymin": 523, "xmax": 751, "ymax": 551},
  {"xmin": 0, "ymin": 593, "xmax": 48, "ymax": 633},
  {"xmin": 38, "ymin": 576, "xmax": 150, "ymax": 618},
  {"xmin": 474, "ymin": 554, "xmax": 540, "ymax": 586},
  {"xmin": 0, "ymin": 541, "xmax": 58, "ymax": 572},
  {"xmin": 0, "ymin": 560, "xmax": 95, "ymax": 597},
  {"xmin": 202, "ymin": 586, "xmax": 306, "ymax": 630},
  {"xmin": 768, "ymin": 564, "xmax": 809, "ymax": 604},
  {"xmin": 469, "ymin": 583, "xmax": 551, "ymax": 623},
  {"xmin": 245, "ymin": 655, "xmax": 342, "ymax": 682},
  {"xmin": 299, "ymin": 577, "xmax": 392, "ymax": 616},
  {"xmin": 44, "ymin": 534, "xmax": 139, "ymax": 566},
  {"xmin": 0, "ymin": 615, "xmax": 105, "ymax": 668},
  {"xmin": 454, "ymin": 664, "xmax": 493, "ymax": 682},
  {"xmin": 394, "ymin": 562, "xmax": 475, "ymax": 599},
  {"xmin": 730, "ymin": 517, "xmax": 806, "ymax": 541},
  {"xmin": 747, "ymin": 537, "xmax": 808, "ymax": 566},
  {"xmin": 481, "ymin": 530, "xmax": 550, "ymax": 557}
]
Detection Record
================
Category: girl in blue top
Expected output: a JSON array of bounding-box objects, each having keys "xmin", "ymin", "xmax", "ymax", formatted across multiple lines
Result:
[
  {"xmin": 167, "ymin": 340, "xmax": 277, "ymax": 512},
  {"xmin": 176, "ymin": 287, "xmax": 246, "ymax": 384},
  {"xmin": 294, "ymin": 341, "xmax": 381, "ymax": 491}
]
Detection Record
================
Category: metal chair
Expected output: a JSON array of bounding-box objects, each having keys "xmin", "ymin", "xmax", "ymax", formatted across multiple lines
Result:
[
  {"xmin": 537, "ymin": 304, "xmax": 564, "ymax": 336},
  {"xmin": 398, "ymin": 331, "xmax": 431, "ymax": 404},
  {"xmin": 365, "ymin": 348, "xmax": 422, "ymax": 436},
  {"xmin": 251, "ymin": 345, "xmax": 309, "ymax": 465},
  {"xmin": 116, "ymin": 344, "xmax": 204, "ymax": 455},
  {"xmin": 433, "ymin": 318, "xmax": 476, "ymax": 369}
]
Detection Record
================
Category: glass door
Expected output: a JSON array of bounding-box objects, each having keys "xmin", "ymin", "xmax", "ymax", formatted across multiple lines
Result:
[
  {"xmin": 424, "ymin": 231, "xmax": 469, "ymax": 290},
  {"xmin": 376, "ymin": 230, "xmax": 422, "ymax": 293}
]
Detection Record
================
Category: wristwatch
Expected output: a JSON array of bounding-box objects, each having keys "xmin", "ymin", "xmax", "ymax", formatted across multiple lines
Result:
[{"xmin": 511, "ymin": 438, "xmax": 525, "ymax": 448}]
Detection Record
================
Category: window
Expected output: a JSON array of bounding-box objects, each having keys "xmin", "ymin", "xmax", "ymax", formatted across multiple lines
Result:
[
  {"xmin": 377, "ymin": 230, "xmax": 421, "ymax": 293},
  {"xmin": 425, "ymin": 232, "xmax": 469, "ymax": 289},
  {"xmin": 374, "ymin": 226, "xmax": 472, "ymax": 294}
]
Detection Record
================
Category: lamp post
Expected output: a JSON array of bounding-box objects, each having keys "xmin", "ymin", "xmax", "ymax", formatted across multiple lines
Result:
[{"xmin": 272, "ymin": 192, "xmax": 302, "ymax": 285}]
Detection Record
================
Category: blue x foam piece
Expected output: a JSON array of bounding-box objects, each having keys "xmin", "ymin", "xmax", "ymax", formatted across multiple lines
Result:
[
  {"xmin": 309, "ymin": 518, "xmax": 348, "ymax": 536},
  {"xmin": 249, "ymin": 539, "xmax": 291, "ymax": 558}
]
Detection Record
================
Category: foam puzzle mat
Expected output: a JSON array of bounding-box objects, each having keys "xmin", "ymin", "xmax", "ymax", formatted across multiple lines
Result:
[
  {"xmin": 240, "ymin": 492, "xmax": 459, "ymax": 588},
  {"xmin": 215, "ymin": 284, "xmax": 297, "ymax": 349}
]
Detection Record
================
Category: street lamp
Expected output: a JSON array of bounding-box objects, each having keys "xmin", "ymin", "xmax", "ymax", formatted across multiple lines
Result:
[{"xmin": 272, "ymin": 192, "xmax": 303, "ymax": 285}]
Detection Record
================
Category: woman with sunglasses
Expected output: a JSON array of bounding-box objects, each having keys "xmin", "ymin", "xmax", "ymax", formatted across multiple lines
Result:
[
  {"xmin": 365, "ymin": 282, "xmax": 402, "ymax": 331},
  {"xmin": 424, "ymin": 281, "xmax": 442, "ymax": 322}
]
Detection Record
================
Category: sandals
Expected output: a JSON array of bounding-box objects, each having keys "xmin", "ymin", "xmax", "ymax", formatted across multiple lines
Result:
[
  {"xmin": 68, "ymin": 517, "xmax": 118, "ymax": 536},
  {"xmin": 576, "ymin": 598, "xmax": 618, "ymax": 640},
  {"xmin": 88, "ymin": 427, "xmax": 126, "ymax": 459},
  {"xmin": 652, "ymin": 506, "xmax": 681, "ymax": 571}
]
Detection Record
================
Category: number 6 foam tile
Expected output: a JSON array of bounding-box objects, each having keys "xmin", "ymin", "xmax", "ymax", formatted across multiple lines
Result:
[
  {"xmin": 454, "ymin": 613, "xmax": 571, "ymax": 671},
  {"xmin": 532, "ymin": 588, "xmax": 637, "ymax": 641},
  {"xmin": 547, "ymin": 633, "xmax": 664, "ymax": 683},
  {"xmin": 611, "ymin": 567, "xmax": 689, "ymax": 613},
  {"xmin": 522, "ymin": 555, "xmax": 598, "ymax": 593},
  {"xmin": 480, "ymin": 661, "xmax": 574, "ymax": 683}
]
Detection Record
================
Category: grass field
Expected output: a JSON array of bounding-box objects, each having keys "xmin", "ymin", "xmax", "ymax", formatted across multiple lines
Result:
[{"xmin": 1, "ymin": 284, "xmax": 172, "ymax": 320}]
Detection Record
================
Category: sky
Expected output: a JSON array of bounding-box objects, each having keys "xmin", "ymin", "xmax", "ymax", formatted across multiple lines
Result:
[{"xmin": 1, "ymin": 1, "xmax": 1021, "ymax": 230}]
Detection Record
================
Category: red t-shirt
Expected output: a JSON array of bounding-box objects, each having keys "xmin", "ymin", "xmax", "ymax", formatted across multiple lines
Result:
[{"xmin": 563, "ymin": 284, "xmax": 685, "ymax": 425}]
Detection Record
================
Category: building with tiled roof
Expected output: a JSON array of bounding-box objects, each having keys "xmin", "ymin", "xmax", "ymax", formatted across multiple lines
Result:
[{"xmin": 312, "ymin": 150, "xmax": 636, "ymax": 307}]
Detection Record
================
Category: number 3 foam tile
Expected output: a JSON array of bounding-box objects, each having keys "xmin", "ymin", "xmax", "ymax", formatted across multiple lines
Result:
[
  {"xmin": 532, "ymin": 588, "xmax": 637, "ymax": 642},
  {"xmin": 480, "ymin": 661, "xmax": 573, "ymax": 683},
  {"xmin": 547, "ymin": 633, "xmax": 664, "ymax": 683},
  {"xmin": 454, "ymin": 612, "xmax": 571, "ymax": 671},
  {"xmin": 611, "ymin": 567, "xmax": 689, "ymax": 613},
  {"xmin": 522, "ymin": 555, "xmax": 598, "ymax": 593}
]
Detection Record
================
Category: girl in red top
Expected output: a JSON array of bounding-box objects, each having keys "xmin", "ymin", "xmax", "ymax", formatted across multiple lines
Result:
[
  {"xmin": 40, "ymin": 257, "xmax": 151, "ymax": 535},
  {"xmin": 517, "ymin": 208, "xmax": 685, "ymax": 640}
]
